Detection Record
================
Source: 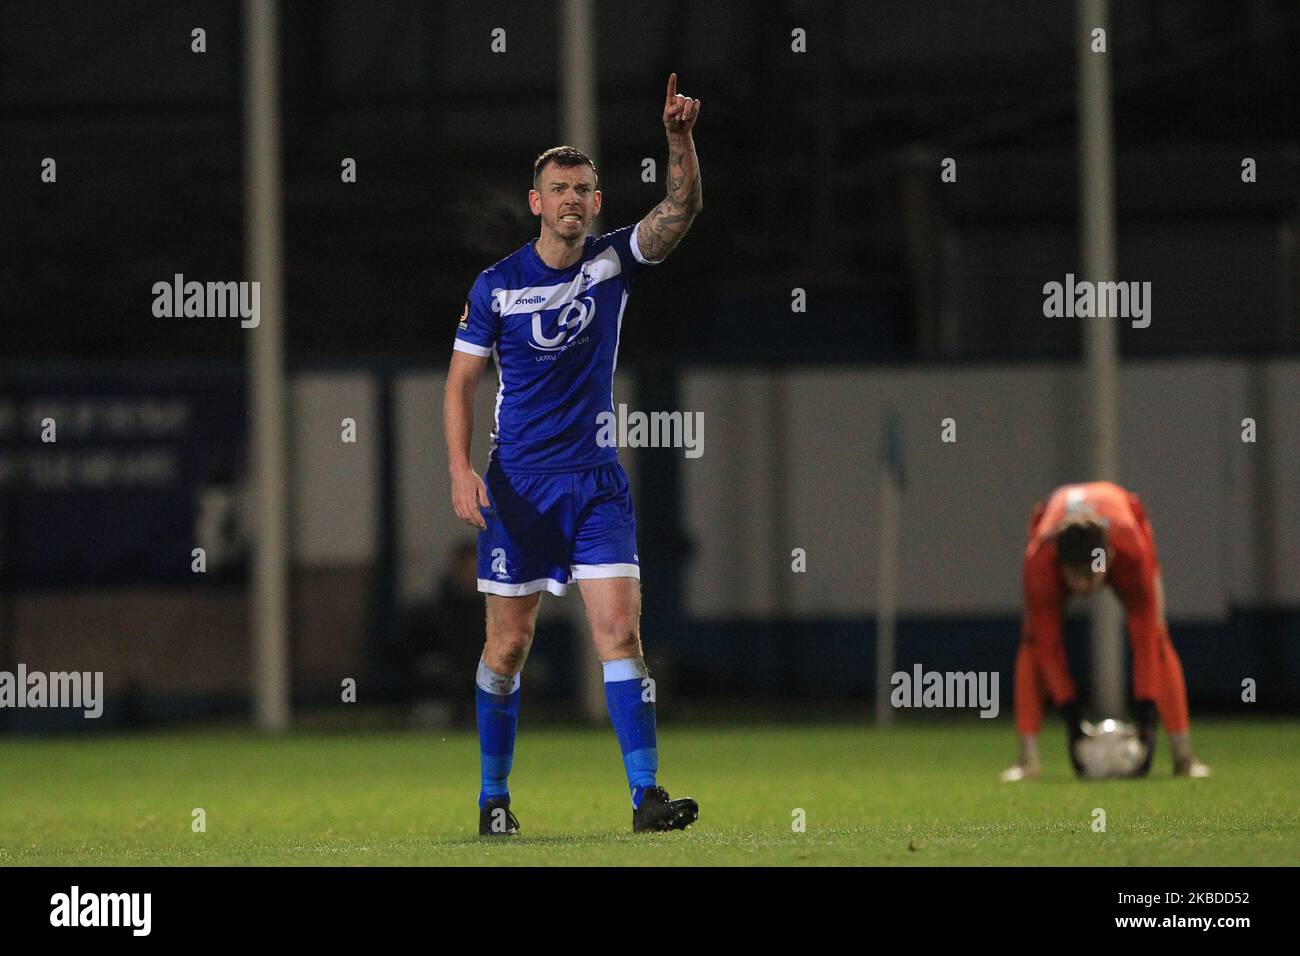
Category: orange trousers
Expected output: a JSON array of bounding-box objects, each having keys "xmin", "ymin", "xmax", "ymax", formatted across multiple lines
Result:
[{"xmin": 1013, "ymin": 632, "xmax": 1190, "ymax": 735}]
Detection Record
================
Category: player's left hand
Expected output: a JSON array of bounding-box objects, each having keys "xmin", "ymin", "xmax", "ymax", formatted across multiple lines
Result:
[
  {"xmin": 999, "ymin": 762, "xmax": 1040, "ymax": 783},
  {"xmin": 663, "ymin": 72, "xmax": 700, "ymax": 136}
]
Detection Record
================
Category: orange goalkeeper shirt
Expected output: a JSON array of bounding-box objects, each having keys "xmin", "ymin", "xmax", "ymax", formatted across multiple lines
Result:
[{"xmin": 1022, "ymin": 481, "xmax": 1166, "ymax": 702}]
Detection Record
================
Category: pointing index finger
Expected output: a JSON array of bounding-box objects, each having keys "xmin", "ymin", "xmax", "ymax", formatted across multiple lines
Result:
[{"xmin": 666, "ymin": 72, "xmax": 677, "ymax": 101}]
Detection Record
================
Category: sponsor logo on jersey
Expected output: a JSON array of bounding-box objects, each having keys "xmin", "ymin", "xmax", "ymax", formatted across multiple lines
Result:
[{"xmin": 529, "ymin": 296, "xmax": 596, "ymax": 351}]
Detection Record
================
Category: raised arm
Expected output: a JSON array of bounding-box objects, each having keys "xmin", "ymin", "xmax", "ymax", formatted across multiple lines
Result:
[{"xmin": 636, "ymin": 72, "xmax": 703, "ymax": 263}]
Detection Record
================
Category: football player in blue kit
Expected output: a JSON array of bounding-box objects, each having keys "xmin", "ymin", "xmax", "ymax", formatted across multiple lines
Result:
[{"xmin": 444, "ymin": 74, "xmax": 703, "ymax": 835}]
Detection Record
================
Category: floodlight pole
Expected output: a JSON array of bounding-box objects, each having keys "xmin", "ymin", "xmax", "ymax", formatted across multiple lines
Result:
[
  {"xmin": 875, "ymin": 468, "xmax": 900, "ymax": 727},
  {"xmin": 243, "ymin": 0, "xmax": 291, "ymax": 732},
  {"xmin": 559, "ymin": 0, "xmax": 606, "ymax": 723},
  {"xmin": 1077, "ymin": 0, "xmax": 1124, "ymax": 716}
]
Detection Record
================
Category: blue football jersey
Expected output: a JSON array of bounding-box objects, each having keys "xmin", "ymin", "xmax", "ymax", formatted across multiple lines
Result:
[{"xmin": 453, "ymin": 224, "xmax": 662, "ymax": 473}]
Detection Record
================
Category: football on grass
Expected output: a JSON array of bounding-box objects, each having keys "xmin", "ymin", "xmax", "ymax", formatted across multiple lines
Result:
[{"xmin": 1075, "ymin": 718, "xmax": 1147, "ymax": 778}]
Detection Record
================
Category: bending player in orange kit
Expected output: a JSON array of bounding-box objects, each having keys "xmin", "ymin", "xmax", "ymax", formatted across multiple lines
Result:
[{"xmin": 1001, "ymin": 482, "xmax": 1211, "ymax": 781}]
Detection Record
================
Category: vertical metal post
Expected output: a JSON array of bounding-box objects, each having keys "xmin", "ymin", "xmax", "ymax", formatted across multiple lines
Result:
[
  {"xmin": 560, "ymin": 0, "xmax": 600, "ymax": 211},
  {"xmin": 243, "ymin": 0, "xmax": 291, "ymax": 732},
  {"xmin": 875, "ymin": 477, "xmax": 900, "ymax": 727},
  {"xmin": 875, "ymin": 414, "xmax": 903, "ymax": 727},
  {"xmin": 559, "ymin": 0, "xmax": 606, "ymax": 722},
  {"xmin": 1078, "ymin": 0, "xmax": 1123, "ymax": 716}
]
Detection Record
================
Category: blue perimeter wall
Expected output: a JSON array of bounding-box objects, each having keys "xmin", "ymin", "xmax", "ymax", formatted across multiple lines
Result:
[
  {"xmin": 665, "ymin": 612, "xmax": 1299, "ymax": 712},
  {"xmin": 4, "ymin": 611, "xmax": 1294, "ymax": 731}
]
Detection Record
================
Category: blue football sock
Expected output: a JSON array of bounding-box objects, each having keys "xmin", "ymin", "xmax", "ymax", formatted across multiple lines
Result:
[
  {"xmin": 603, "ymin": 657, "xmax": 658, "ymax": 808},
  {"xmin": 476, "ymin": 659, "xmax": 520, "ymax": 808}
]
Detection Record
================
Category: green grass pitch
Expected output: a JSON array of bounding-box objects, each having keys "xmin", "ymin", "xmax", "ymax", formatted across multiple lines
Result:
[{"xmin": 1, "ymin": 719, "xmax": 1296, "ymax": 865}]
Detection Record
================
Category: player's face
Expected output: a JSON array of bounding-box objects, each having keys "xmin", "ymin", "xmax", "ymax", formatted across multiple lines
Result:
[
  {"xmin": 1062, "ymin": 566, "xmax": 1106, "ymax": 596},
  {"xmin": 530, "ymin": 164, "xmax": 600, "ymax": 239}
]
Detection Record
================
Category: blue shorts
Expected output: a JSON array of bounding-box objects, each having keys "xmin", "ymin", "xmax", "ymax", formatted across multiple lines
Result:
[{"xmin": 477, "ymin": 461, "xmax": 640, "ymax": 596}]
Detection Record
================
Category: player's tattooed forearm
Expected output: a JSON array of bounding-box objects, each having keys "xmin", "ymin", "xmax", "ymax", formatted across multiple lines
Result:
[
  {"xmin": 676, "ymin": 173, "xmax": 702, "ymax": 211},
  {"xmin": 668, "ymin": 149, "xmax": 684, "ymax": 193},
  {"xmin": 639, "ymin": 198, "xmax": 697, "ymax": 260},
  {"xmin": 666, "ymin": 148, "xmax": 701, "ymax": 212},
  {"xmin": 637, "ymin": 136, "xmax": 701, "ymax": 261}
]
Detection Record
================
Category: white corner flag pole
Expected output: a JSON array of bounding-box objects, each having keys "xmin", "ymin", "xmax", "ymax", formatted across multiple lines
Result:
[
  {"xmin": 559, "ymin": 0, "xmax": 606, "ymax": 723},
  {"xmin": 876, "ymin": 414, "xmax": 903, "ymax": 727},
  {"xmin": 243, "ymin": 0, "xmax": 291, "ymax": 733},
  {"xmin": 1077, "ymin": 0, "xmax": 1124, "ymax": 717}
]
